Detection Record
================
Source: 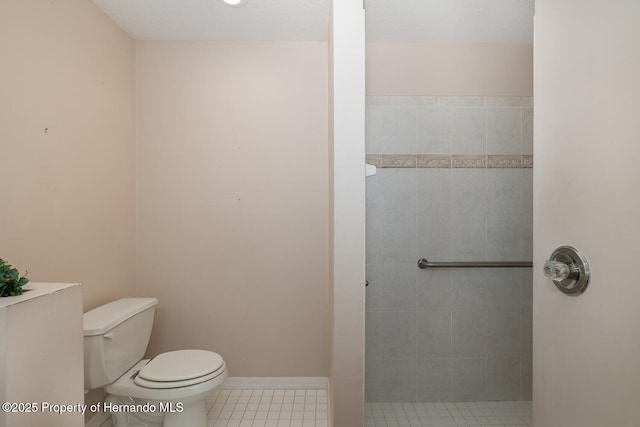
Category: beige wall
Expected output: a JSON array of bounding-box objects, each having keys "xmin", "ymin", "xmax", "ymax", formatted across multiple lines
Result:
[
  {"xmin": 136, "ymin": 41, "xmax": 330, "ymax": 377},
  {"xmin": 2, "ymin": 1, "xmax": 330, "ymax": 381},
  {"xmin": 367, "ymin": 42, "xmax": 533, "ymax": 96},
  {"xmin": 0, "ymin": 0, "xmax": 136, "ymax": 310}
]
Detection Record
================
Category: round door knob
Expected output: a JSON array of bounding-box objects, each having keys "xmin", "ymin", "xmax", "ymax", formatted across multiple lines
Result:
[
  {"xmin": 543, "ymin": 260, "xmax": 571, "ymax": 281},
  {"xmin": 543, "ymin": 245, "xmax": 590, "ymax": 296}
]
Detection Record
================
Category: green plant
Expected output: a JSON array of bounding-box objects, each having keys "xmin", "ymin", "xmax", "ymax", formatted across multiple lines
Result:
[{"xmin": 0, "ymin": 258, "xmax": 29, "ymax": 297}]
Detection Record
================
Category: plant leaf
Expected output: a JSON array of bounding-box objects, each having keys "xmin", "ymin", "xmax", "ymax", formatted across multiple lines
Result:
[{"xmin": 0, "ymin": 259, "xmax": 28, "ymax": 298}]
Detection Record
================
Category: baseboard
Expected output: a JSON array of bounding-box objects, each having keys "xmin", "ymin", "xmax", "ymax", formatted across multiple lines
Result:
[{"xmin": 221, "ymin": 377, "xmax": 328, "ymax": 390}]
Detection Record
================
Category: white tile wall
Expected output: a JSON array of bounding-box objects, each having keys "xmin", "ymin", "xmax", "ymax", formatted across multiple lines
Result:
[
  {"xmin": 365, "ymin": 96, "xmax": 533, "ymax": 403},
  {"xmin": 365, "ymin": 96, "xmax": 533, "ymax": 156}
]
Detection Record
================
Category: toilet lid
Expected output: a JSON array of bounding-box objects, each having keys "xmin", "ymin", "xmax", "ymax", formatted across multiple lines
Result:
[{"xmin": 136, "ymin": 350, "xmax": 225, "ymax": 383}]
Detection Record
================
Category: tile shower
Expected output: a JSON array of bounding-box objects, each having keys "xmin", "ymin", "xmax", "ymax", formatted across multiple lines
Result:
[{"xmin": 365, "ymin": 96, "xmax": 533, "ymax": 403}]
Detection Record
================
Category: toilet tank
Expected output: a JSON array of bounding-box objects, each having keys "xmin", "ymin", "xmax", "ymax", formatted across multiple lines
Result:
[{"xmin": 83, "ymin": 298, "xmax": 158, "ymax": 389}]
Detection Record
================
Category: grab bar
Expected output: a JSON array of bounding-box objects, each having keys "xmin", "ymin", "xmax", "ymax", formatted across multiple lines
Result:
[{"xmin": 417, "ymin": 258, "xmax": 533, "ymax": 269}]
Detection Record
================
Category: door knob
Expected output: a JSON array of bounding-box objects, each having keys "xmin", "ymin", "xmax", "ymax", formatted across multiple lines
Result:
[
  {"xmin": 543, "ymin": 245, "xmax": 590, "ymax": 296},
  {"xmin": 543, "ymin": 260, "xmax": 571, "ymax": 281}
]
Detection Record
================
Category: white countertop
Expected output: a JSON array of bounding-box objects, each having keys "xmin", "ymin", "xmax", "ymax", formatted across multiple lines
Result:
[{"xmin": 0, "ymin": 282, "xmax": 82, "ymax": 308}]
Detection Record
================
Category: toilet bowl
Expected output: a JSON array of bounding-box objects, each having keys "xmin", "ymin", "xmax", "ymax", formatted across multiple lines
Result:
[
  {"xmin": 105, "ymin": 351, "xmax": 227, "ymax": 427},
  {"xmin": 83, "ymin": 298, "xmax": 228, "ymax": 427}
]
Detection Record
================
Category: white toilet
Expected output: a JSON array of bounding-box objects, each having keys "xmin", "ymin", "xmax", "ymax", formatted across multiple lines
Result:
[{"xmin": 83, "ymin": 297, "xmax": 228, "ymax": 427}]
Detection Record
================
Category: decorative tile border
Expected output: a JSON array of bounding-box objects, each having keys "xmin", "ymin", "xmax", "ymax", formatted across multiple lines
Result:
[
  {"xmin": 488, "ymin": 155, "xmax": 522, "ymax": 168},
  {"xmin": 366, "ymin": 154, "xmax": 533, "ymax": 169},
  {"xmin": 417, "ymin": 154, "xmax": 451, "ymax": 168},
  {"xmin": 452, "ymin": 154, "xmax": 487, "ymax": 168}
]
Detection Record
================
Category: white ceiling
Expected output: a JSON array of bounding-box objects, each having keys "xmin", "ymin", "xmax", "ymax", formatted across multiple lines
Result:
[
  {"xmin": 92, "ymin": 0, "xmax": 534, "ymax": 43},
  {"xmin": 92, "ymin": 0, "xmax": 330, "ymax": 41}
]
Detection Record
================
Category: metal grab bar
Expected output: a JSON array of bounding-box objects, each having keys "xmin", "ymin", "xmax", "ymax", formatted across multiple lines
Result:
[{"xmin": 417, "ymin": 258, "xmax": 533, "ymax": 269}]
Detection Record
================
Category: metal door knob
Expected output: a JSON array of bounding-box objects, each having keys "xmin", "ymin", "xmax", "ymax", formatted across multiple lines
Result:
[{"xmin": 543, "ymin": 245, "xmax": 590, "ymax": 296}]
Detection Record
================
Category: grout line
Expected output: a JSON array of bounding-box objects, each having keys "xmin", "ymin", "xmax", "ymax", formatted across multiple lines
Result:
[
  {"xmin": 364, "ymin": 400, "xmax": 532, "ymax": 427},
  {"xmin": 207, "ymin": 388, "xmax": 329, "ymax": 427}
]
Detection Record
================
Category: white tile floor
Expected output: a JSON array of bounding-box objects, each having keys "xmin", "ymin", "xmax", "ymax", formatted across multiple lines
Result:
[
  {"xmin": 207, "ymin": 389, "xmax": 329, "ymax": 427},
  {"xmin": 365, "ymin": 401, "xmax": 532, "ymax": 427}
]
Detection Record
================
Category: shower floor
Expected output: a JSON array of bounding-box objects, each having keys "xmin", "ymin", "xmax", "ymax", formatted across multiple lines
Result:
[{"xmin": 365, "ymin": 400, "xmax": 532, "ymax": 426}]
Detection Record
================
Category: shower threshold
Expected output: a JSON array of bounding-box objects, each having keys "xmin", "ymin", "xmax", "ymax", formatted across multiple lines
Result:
[{"xmin": 365, "ymin": 400, "xmax": 532, "ymax": 426}]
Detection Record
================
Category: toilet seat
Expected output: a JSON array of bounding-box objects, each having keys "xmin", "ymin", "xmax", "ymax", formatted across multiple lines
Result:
[
  {"xmin": 105, "ymin": 359, "xmax": 228, "ymax": 401},
  {"xmin": 134, "ymin": 349, "xmax": 226, "ymax": 389}
]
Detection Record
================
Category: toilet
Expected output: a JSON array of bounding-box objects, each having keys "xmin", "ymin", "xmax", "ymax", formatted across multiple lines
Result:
[{"xmin": 83, "ymin": 298, "xmax": 227, "ymax": 427}]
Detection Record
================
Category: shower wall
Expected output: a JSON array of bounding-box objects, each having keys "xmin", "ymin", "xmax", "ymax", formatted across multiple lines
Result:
[{"xmin": 365, "ymin": 95, "xmax": 533, "ymax": 402}]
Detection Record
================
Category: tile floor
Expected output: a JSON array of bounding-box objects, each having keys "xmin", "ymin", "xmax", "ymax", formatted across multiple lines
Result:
[
  {"xmin": 207, "ymin": 389, "xmax": 329, "ymax": 427},
  {"xmin": 97, "ymin": 388, "xmax": 531, "ymax": 427},
  {"xmin": 365, "ymin": 401, "xmax": 532, "ymax": 427}
]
